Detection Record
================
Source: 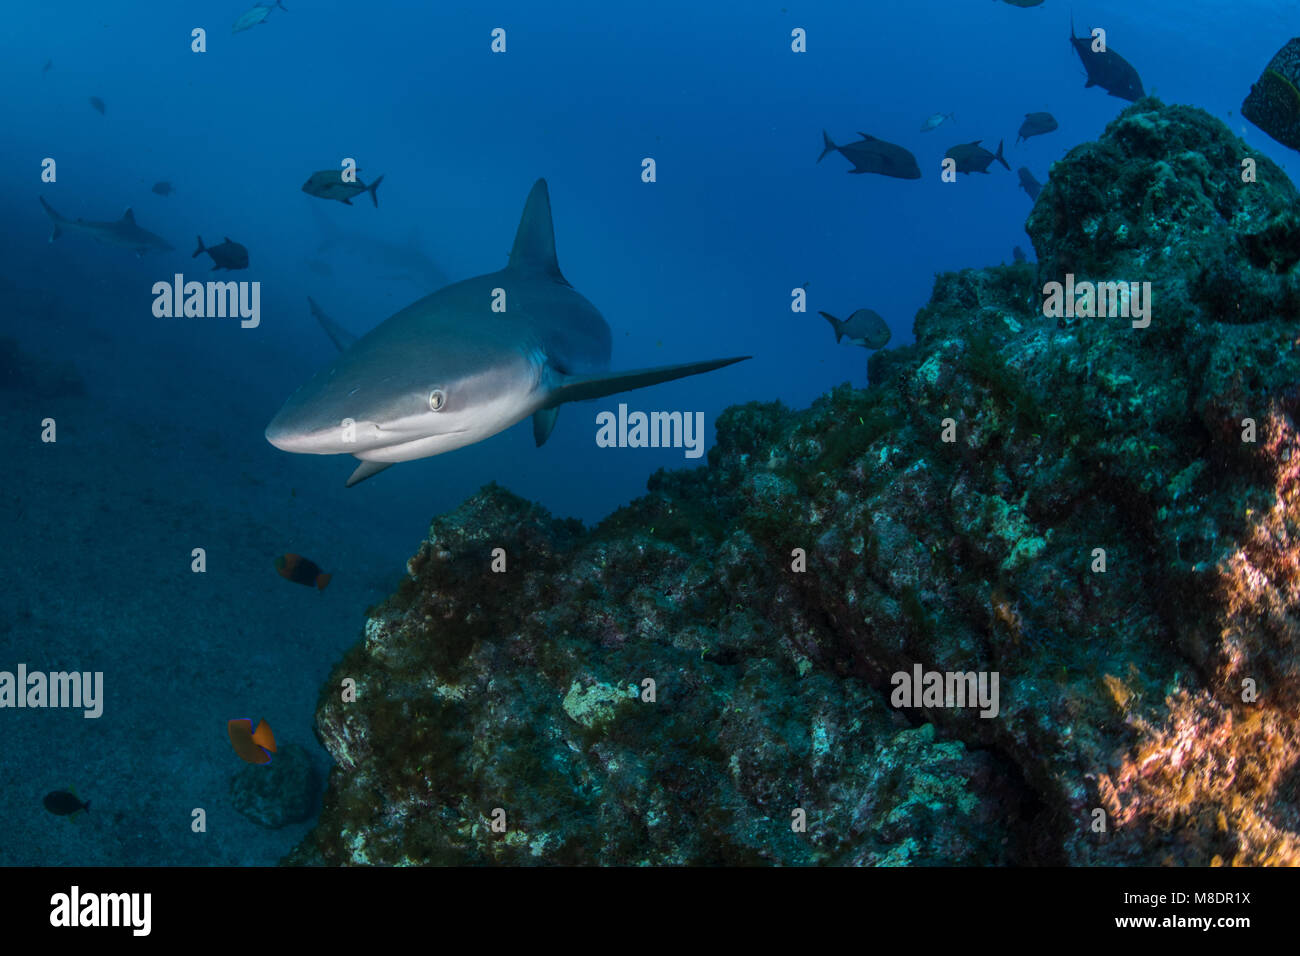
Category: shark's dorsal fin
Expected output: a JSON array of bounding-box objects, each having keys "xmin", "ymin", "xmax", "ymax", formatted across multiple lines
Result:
[
  {"xmin": 533, "ymin": 407, "xmax": 559, "ymax": 446},
  {"xmin": 346, "ymin": 459, "xmax": 392, "ymax": 487},
  {"xmin": 122, "ymin": 208, "xmax": 135, "ymax": 224},
  {"xmin": 508, "ymin": 179, "xmax": 565, "ymax": 281}
]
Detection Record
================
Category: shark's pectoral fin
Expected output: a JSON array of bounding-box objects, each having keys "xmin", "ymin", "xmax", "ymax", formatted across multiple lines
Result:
[
  {"xmin": 533, "ymin": 407, "xmax": 559, "ymax": 446},
  {"xmin": 544, "ymin": 356, "xmax": 751, "ymax": 408},
  {"xmin": 346, "ymin": 459, "xmax": 393, "ymax": 487},
  {"xmin": 307, "ymin": 296, "xmax": 358, "ymax": 351},
  {"xmin": 40, "ymin": 197, "xmax": 66, "ymax": 241}
]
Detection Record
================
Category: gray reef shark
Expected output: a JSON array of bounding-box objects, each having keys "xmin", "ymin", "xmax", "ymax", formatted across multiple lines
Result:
[
  {"xmin": 39, "ymin": 197, "xmax": 174, "ymax": 255},
  {"xmin": 309, "ymin": 202, "xmax": 450, "ymax": 290},
  {"xmin": 266, "ymin": 179, "xmax": 749, "ymax": 486}
]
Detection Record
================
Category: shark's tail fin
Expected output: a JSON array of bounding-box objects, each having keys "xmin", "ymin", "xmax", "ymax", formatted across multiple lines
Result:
[
  {"xmin": 818, "ymin": 130, "xmax": 837, "ymax": 164},
  {"xmin": 543, "ymin": 356, "xmax": 750, "ymax": 409},
  {"xmin": 995, "ymin": 139, "xmax": 1010, "ymax": 172},
  {"xmin": 366, "ymin": 175, "xmax": 384, "ymax": 208},
  {"xmin": 818, "ymin": 311, "xmax": 844, "ymax": 343},
  {"xmin": 39, "ymin": 196, "xmax": 65, "ymax": 242},
  {"xmin": 193, "ymin": 236, "xmax": 206, "ymax": 258}
]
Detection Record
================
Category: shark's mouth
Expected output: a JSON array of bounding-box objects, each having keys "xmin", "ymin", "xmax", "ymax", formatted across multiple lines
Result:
[{"xmin": 353, "ymin": 428, "xmax": 471, "ymax": 463}]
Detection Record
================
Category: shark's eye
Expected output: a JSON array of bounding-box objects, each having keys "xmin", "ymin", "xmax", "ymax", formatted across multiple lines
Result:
[{"xmin": 428, "ymin": 389, "xmax": 447, "ymax": 412}]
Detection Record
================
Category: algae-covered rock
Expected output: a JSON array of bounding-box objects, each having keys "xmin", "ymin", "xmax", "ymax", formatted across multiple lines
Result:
[
  {"xmin": 289, "ymin": 102, "xmax": 1300, "ymax": 867},
  {"xmin": 230, "ymin": 743, "xmax": 320, "ymax": 829},
  {"xmin": 285, "ymin": 480, "xmax": 1016, "ymax": 866}
]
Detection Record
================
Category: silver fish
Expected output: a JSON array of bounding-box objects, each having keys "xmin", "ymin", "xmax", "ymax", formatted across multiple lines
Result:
[
  {"xmin": 920, "ymin": 112, "xmax": 955, "ymax": 132},
  {"xmin": 233, "ymin": 0, "xmax": 286, "ymax": 34}
]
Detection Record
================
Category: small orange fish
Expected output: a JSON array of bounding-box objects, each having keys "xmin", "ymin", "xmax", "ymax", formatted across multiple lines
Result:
[
  {"xmin": 228, "ymin": 718, "xmax": 276, "ymax": 765},
  {"xmin": 275, "ymin": 553, "xmax": 331, "ymax": 590}
]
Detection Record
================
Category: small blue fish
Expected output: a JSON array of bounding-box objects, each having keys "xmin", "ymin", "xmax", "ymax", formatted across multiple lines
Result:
[
  {"xmin": 920, "ymin": 112, "xmax": 955, "ymax": 132},
  {"xmin": 233, "ymin": 0, "xmax": 286, "ymax": 34}
]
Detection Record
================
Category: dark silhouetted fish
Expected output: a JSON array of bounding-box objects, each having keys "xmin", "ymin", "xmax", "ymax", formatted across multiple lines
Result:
[
  {"xmin": 945, "ymin": 140, "xmax": 1009, "ymax": 174},
  {"xmin": 818, "ymin": 131, "xmax": 921, "ymax": 179},
  {"xmin": 920, "ymin": 112, "xmax": 955, "ymax": 132},
  {"xmin": 1070, "ymin": 17, "xmax": 1144, "ymax": 102},
  {"xmin": 89, "ymin": 96, "xmax": 105, "ymax": 115},
  {"xmin": 818, "ymin": 130, "xmax": 866, "ymax": 165},
  {"xmin": 1243, "ymin": 39, "xmax": 1300, "ymax": 151},
  {"xmin": 1017, "ymin": 166, "xmax": 1042, "ymax": 199},
  {"xmin": 302, "ymin": 169, "xmax": 384, "ymax": 207},
  {"xmin": 42, "ymin": 59, "xmax": 52, "ymax": 74},
  {"xmin": 1017, "ymin": 112, "xmax": 1058, "ymax": 144},
  {"xmin": 276, "ymin": 553, "xmax": 332, "ymax": 590},
  {"xmin": 43, "ymin": 789, "xmax": 89, "ymax": 816},
  {"xmin": 193, "ymin": 236, "xmax": 249, "ymax": 271},
  {"xmin": 152, "ymin": 181, "xmax": 175, "ymax": 197},
  {"xmin": 818, "ymin": 308, "xmax": 891, "ymax": 350}
]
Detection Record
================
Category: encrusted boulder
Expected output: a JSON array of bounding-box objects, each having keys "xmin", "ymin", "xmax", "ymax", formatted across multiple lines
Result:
[
  {"xmin": 231, "ymin": 743, "xmax": 320, "ymax": 829},
  {"xmin": 289, "ymin": 101, "xmax": 1300, "ymax": 867}
]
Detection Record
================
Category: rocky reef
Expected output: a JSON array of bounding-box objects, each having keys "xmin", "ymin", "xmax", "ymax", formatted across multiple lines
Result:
[{"xmin": 287, "ymin": 100, "xmax": 1300, "ymax": 866}]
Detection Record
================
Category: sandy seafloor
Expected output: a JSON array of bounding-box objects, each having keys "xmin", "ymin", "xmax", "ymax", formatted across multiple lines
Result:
[{"xmin": 1, "ymin": 271, "xmax": 420, "ymax": 866}]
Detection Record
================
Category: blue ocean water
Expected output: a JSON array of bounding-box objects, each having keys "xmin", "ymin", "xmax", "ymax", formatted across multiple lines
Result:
[{"xmin": 1, "ymin": 0, "xmax": 1296, "ymax": 865}]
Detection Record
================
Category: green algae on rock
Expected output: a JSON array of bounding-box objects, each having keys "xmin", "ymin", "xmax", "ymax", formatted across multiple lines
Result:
[
  {"xmin": 230, "ymin": 743, "xmax": 321, "ymax": 829},
  {"xmin": 289, "ymin": 101, "xmax": 1300, "ymax": 867},
  {"xmin": 287, "ymin": 482, "xmax": 1014, "ymax": 866}
]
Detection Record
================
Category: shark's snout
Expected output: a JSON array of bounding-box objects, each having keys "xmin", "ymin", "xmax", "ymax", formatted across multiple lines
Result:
[
  {"xmin": 265, "ymin": 400, "xmax": 403, "ymax": 454},
  {"xmin": 264, "ymin": 416, "xmax": 304, "ymax": 452},
  {"xmin": 265, "ymin": 401, "xmax": 326, "ymax": 453}
]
